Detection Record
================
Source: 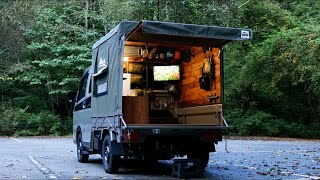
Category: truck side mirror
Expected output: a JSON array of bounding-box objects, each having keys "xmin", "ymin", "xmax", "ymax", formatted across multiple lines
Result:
[{"xmin": 67, "ymin": 91, "xmax": 78, "ymax": 103}]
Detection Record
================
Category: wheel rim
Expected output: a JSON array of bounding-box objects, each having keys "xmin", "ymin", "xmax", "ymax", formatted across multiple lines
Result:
[
  {"xmin": 104, "ymin": 144, "xmax": 111, "ymax": 165},
  {"xmin": 77, "ymin": 136, "xmax": 82, "ymax": 158},
  {"xmin": 77, "ymin": 141, "xmax": 81, "ymax": 156}
]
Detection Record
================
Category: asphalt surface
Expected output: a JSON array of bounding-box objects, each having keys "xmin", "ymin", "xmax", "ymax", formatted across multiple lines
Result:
[{"xmin": 0, "ymin": 137, "xmax": 319, "ymax": 179}]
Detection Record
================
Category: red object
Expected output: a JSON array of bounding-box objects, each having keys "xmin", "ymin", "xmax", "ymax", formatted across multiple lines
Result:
[
  {"xmin": 174, "ymin": 51, "xmax": 181, "ymax": 60},
  {"xmin": 126, "ymin": 132, "xmax": 140, "ymax": 141},
  {"xmin": 203, "ymin": 132, "xmax": 217, "ymax": 141}
]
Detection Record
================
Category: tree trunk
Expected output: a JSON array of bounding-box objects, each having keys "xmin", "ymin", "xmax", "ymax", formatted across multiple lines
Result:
[{"xmin": 85, "ymin": 0, "xmax": 89, "ymax": 34}]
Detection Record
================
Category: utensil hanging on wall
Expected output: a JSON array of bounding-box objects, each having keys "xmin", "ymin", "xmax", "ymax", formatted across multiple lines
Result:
[{"xmin": 199, "ymin": 55, "xmax": 215, "ymax": 91}]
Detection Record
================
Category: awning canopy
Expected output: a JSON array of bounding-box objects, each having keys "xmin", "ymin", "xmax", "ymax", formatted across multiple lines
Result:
[{"xmin": 125, "ymin": 20, "xmax": 252, "ymax": 47}]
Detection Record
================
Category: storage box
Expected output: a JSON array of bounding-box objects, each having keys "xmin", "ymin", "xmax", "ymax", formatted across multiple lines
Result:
[{"xmin": 124, "ymin": 46, "xmax": 143, "ymax": 57}]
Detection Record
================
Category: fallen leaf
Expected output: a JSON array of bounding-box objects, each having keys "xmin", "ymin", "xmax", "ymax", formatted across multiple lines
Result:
[
  {"xmin": 5, "ymin": 164, "xmax": 13, "ymax": 168},
  {"xmin": 257, "ymin": 171, "xmax": 270, "ymax": 175}
]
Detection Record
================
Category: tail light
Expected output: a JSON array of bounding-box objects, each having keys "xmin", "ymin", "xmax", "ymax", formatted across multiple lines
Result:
[
  {"xmin": 203, "ymin": 132, "xmax": 217, "ymax": 141},
  {"xmin": 126, "ymin": 132, "xmax": 140, "ymax": 141}
]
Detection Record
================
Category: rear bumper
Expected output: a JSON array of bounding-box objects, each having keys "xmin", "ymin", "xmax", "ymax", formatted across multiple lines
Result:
[
  {"xmin": 121, "ymin": 125, "xmax": 231, "ymax": 142},
  {"xmin": 125, "ymin": 124, "xmax": 231, "ymax": 130}
]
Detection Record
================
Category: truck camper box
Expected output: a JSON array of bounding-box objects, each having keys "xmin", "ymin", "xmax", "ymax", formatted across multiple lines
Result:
[{"xmin": 90, "ymin": 20, "xmax": 251, "ymax": 126}]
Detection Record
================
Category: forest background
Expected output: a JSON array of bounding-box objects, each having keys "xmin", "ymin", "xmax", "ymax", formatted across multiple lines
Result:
[{"xmin": 0, "ymin": 0, "xmax": 319, "ymax": 138}]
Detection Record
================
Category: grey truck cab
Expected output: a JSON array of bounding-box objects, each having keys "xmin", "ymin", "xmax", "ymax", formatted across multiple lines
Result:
[{"xmin": 72, "ymin": 20, "xmax": 252, "ymax": 174}]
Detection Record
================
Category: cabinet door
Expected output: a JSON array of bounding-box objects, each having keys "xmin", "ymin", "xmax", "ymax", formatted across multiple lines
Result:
[{"xmin": 123, "ymin": 96, "xmax": 149, "ymax": 124}]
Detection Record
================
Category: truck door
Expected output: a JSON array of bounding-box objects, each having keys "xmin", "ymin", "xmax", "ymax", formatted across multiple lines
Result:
[{"xmin": 74, "ymin": 69, "xmax": 92, "ymax": 147}]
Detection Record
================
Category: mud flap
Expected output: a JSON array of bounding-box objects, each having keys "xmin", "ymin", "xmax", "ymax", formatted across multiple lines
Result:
[{"xmin": 110, "ymin": 141, "xmax": 124, "ymax": 156}]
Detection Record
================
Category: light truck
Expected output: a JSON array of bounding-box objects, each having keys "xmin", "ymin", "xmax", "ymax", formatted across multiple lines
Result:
[{"xmin": 71, "ymin": 20, "xmax": 252, "ymax": 173}]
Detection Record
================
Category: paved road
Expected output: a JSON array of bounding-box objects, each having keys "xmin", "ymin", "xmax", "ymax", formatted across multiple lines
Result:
[{"xmin": 0, "ymin": 137, "xmax": 319, "ymax": 179}]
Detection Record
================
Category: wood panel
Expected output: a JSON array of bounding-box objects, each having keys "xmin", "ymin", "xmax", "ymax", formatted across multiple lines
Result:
[
  {"xmin": 178, "ymin": 104, "xmax": 222, "ymax": 125},
  {"xmin": 185, "ymin": 114, "xmax": 221, "ymax": 125},
  {"xmin": 180, "ymin": 47, "xmax": 221, "ymax": 107},
  {"xmin": 122, "ymin": 96, "xmax": 149, "ymax": 124},
  {"xmin": 178, "ymin": 104, "xmax": 222, "ymax": 115}
]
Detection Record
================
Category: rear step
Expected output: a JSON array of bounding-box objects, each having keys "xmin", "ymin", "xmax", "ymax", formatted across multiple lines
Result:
[{"xmin": 171, "ymin": 158, "xmax": 202, "ymax": 179}]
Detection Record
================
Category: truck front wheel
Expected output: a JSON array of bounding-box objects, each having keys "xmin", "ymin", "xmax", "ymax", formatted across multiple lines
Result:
[
  {"xmin": 77, "ymin": 133, "xmax": 89, "ymax": 163},
  {"xmin": 102, "ymin": 135, "xmax": 120, "ymax": 174}
]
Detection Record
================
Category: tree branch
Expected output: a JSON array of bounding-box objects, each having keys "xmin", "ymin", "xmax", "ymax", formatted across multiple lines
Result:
[{"xmin": 238, "ymin": 0, "xmax": 251, "ymax": 9}]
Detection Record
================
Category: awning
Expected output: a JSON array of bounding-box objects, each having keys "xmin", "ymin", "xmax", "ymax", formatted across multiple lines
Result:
[{"xmin": 125, "ymin": 20, "xmax": 252, "ymax": 47}]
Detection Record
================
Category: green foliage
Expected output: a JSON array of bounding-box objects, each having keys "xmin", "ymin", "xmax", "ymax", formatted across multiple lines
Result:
[
  {"xmin": 0, "ymin": 0, "xmax": 55, "ymax": 74},
  {"xmin": 0, "ymin": 104, "xmax": 71, "ymax": 136},
  {"xmin": 228, "ymin": 110, "xmax": 285, "ymax": 136},
  {"xmin": 230, "ymin": 24, "xmax": 320, "ymax": 120},
  {"xmin": 278, "ymin": 0, "xmax": 320, "ymax": 25},
  {"xmin": 0, "ymin": 73, "xmax": 52, "ymax": 113},
  {"xmin": 99, "ymin": 0, "xmax": 239, "ymax": 27},
  {"xmin": 6, "ymin": 1, "xmax": 104, "ymax": 113},
  {"xmin": 240, "ymin": 0, "xmax": 296, "ymax": 43},
  {"xmin": 225, "ymin": 1, "xmax": 320, "ymax": 138},
  {"xmin": 0, "ymin": 0, "xmax": 319, "ymax": 138},
  {"xmin": 21, "ymin": 2, "xmax": 99, "ymax": 92},
  {"xmin": 227, "ymin": 109, "xmax": 320, "ymax": 138}
]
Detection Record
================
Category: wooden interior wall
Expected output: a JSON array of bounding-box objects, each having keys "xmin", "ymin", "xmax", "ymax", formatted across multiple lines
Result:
[
  {"xmin": 180, "ymin": 47, "xmax": 221, "ymax": 107},
  {"xmin": 122, "ymin": 96, "xmax": 149, "ymax": 124}
]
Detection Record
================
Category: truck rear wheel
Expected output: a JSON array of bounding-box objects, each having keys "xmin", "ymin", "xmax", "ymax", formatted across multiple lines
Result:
[
  {"xmin": 77, "ymin": 133, "xmax": 89, "ymax": 163},
  {"xmin": 188, "ymin": 151, "xmax": 209, "ymax": 170},
  {"xmin": 102, "ymin": 135, "xmax": 120, "ymax": 174}
]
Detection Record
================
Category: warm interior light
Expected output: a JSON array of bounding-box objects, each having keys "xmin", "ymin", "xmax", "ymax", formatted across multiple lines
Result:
[{"xmin": 123, "ymin": 57, "xmax": 129, "ymax": 62}]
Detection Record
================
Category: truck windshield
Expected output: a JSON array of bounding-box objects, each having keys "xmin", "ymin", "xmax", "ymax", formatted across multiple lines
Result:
[{"xmin": 77, "ymin": 73, "xmax": 89, "ymax": 101}]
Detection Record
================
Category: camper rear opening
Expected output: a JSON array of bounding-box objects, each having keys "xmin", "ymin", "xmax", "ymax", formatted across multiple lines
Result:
[{"xmin": 122, "ymin": 45, "xmax": 223, "ymax": 126}]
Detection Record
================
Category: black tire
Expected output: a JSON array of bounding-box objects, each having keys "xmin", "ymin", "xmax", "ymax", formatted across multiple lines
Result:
[
  {"xmin": 77, "ymin": 133, "xmax": 89, "ymax": 163},
  {"xmin": 141, "ymin": 159, "xmax": 158, "ymax": 168},
  {"xmin": 102, "ymin": 135, "xmax": 120, "ymax": 174},
  {"xmin": 188, "ymin": 151, "xmax": 209, "ymax": 170}
]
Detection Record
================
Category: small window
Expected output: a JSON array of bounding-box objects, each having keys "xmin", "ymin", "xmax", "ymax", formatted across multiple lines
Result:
[
  {"xmin": 77, "ymin": 73, "xmax": 89, "ymax": 101},
  {"xmin": 88, "ymin": 78, "xmax": 92, "ymax": 94},
  {"xmin": 96, "ymin": 81, "xmax": 108, "ymax": 95}
]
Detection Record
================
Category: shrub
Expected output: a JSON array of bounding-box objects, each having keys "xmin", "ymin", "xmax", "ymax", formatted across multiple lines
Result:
[
  {"xmin": 0, "ymin": 105, "xmax": 17, "ymax": 135},
  {"xmin": 226, "ymin": 109, "xmax": 320, "ymax": 138},
  {"xmin": 228, "ymin": 110, "xmax": 283, "ymax": 136},
  {"xmin": 0, "ymin": 104, "xmax": 71, "ymax": 136}
]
